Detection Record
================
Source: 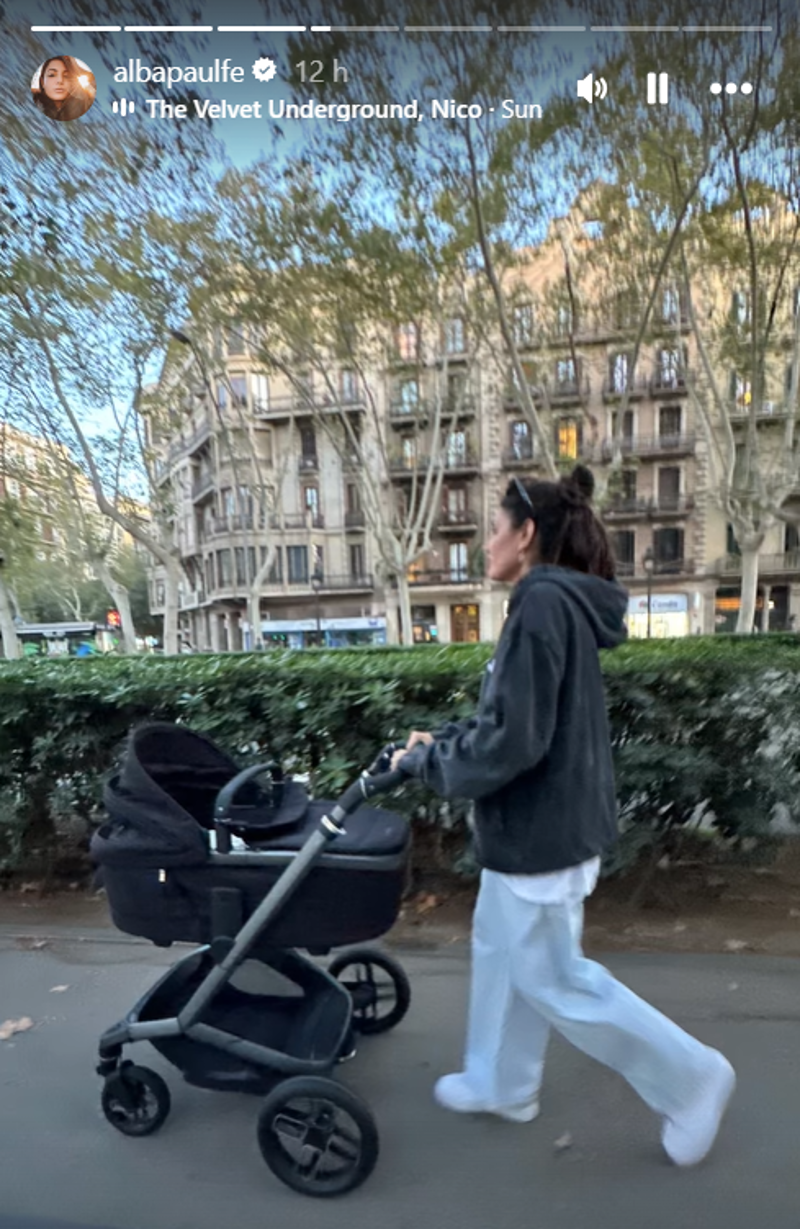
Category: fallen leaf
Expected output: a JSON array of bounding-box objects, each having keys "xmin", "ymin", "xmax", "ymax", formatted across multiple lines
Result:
[
  {"xmin": 49, "ymin": 985, "xmax": 69, "ymax": 994},
  {"xmin": 724, "ymin": 939, "xmax": 748, "ymax": 952},
  {"xmin": 0, "ymin": 1017, "xmax": 34, "ymax": 1041},
  {"xmin": 554, "ymin": 1132, "xmax": 573, "ymax": 1152},
  {"xmin": 415, "ymin": 894, "xmax": 440, "ymax": 915},
  {"xmin": 31, "ymin": 940, "xmax": 49, "ymax": 950}
]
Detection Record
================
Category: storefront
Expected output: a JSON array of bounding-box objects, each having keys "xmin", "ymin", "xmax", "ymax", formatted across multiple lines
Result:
[
  {"xmin": 627, "ymin": 594, "xmax": 690, "ymax": 639},
  {"xmin": 259, "ymin": 616, "xmax": 386, "ymax": 649}
]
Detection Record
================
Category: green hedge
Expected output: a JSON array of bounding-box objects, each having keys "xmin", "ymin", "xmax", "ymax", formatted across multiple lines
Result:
[{"xmin": 1, "ymin": 636, "xmax": 799, "ymax": 883}]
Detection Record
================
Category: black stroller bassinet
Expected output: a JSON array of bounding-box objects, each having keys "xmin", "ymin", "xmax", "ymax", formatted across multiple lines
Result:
[
  {"xmin": 93, "ymin": 723, "xmax": 409, "ymax": 953},
  {"xmin": 92, "ymin": 723, "xmax": 413, "ymax": 1198}
]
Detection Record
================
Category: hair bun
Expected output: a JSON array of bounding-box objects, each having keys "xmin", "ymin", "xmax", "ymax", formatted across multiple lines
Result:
[{"xmin": 560, "ymin": 465, "xmax": 594, "ymax": 505}]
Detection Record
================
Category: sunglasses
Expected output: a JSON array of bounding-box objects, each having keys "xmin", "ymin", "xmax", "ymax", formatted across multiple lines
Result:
[{"xmin": 513, "ymin": 475, "xmax": 535, "ymax": 516}]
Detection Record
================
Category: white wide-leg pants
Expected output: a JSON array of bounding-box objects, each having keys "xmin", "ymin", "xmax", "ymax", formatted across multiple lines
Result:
[{"xmin": 462, "ymin": 869, "xmax": 715, "ymax": 1118}]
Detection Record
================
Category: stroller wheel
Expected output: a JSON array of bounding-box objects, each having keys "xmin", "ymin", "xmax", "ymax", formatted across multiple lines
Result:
[
  {"xmin": 101, "ymin": 1064, "xmax": 171, "ymax": 1137},
  {"xmin": 328, "ymin": 948, "xmax": 411, "ymax": 1035},
  {"xmin": 257, "ymin": 1076, "xmax": 379, "ymax": 1197}
]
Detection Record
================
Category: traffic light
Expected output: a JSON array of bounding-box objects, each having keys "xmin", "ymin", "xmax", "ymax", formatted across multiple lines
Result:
[{"xmin": 107, "ymin": 610, "xmax": 121, "ymax": 628}]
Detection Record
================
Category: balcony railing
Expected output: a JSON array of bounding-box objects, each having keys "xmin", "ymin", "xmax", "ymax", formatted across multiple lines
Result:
[
  {"xmin": 601, "ymin": 434, "xmax": 695, "ymax": 459},
  {"xmin": 603, "ymin": 498, "xmax": 650, "ymax": 519},
  {"xmin": 502, "ymin": 446, "xmax": 536, "ymax": 468},
  {"xmin": 602, "ymin": 377, "xmax": 650, "ymax": 401},
  {"xmin": 389, "ymin": 450, "xmax": 479, "ymax": 473},
  {"xmin": 650, "ymin": 373, "xmax": 689, "ymax": 396},
  {"xmin": 298, "ymin": 454, "xmax": 319, "ymax": 472},
  {"xmin": 716, "ymin": 551, "xmax": 800, "ymax": 576},
  {"xmin": 263, "ymin": 572, "xmax": 373, "ymax": 590},
  {"xmin": 408, "ymin": 569, "xmax": 483, "ymax": 586},
  {"xmin": 269, "ymin": 512, "xmax": 326, "ymax": 530},
  {"xmin": 438, "ymin": 508, "xmax": 479, "ymax": 530},
  {"xmin": 729, "ymin": 400, "xmax": 790, "ymax": 419},
  {"xmin": 344, "ymin": 510, "xmax": 366, "ymax": 529},
  {"xmin": 192, "ymin": 473, "xmax": 215, "ymax": 501},
  {"xmin": 649, "ymin": 495, "xmax": 695, "ymax": 516},
  {"xmin": 550, "ymin": 377, "xmax": 591, "ymax": 404}
]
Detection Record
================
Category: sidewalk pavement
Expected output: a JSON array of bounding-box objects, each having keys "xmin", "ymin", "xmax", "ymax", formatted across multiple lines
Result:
[{"xmin": 1, "ymin": 925, "xmax": 799, "ymax": 1229}]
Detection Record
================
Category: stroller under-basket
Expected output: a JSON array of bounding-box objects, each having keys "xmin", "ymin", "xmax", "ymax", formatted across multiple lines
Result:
[{"xmin": 92, "ymin": 723, "xmax": 412, "ymax": 1198}]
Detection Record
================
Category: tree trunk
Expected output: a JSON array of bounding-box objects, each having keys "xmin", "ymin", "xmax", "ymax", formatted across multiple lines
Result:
[
  {"xmin": 94, "ymin": 558, "xmax": 138, "ymax": 654},
  {"xmin": 0, "ymin": 574, "xmax": 21, "ymax": 659},
  {"xmin": 247, "ymin": 546, "xmax": 277, "ymax": 649},
  {"xmin": 736, "ymin": 546, "xmax": 761, "ymax": 633},
  {"xmin": 163, "ymin": 558, "xmax": 182, "ymax": 655},
  {"xmin": 396, "ymin": 572, "xmax": 413, "ymax": 646}
]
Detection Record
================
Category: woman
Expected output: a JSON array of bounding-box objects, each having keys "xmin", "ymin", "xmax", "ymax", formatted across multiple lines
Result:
[
  {"xmin": 392, "ymin": 466, "xmax": 735, "ymax": 1167},
  {"xmin": 33, "ymin": 56, "xmax": 95, "ymax": 122}
]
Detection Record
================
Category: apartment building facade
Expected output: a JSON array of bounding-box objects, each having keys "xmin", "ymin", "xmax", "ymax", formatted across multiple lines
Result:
[{"xmin": 148, "ymin": 248, "xmax": 800, "ymax": 646}]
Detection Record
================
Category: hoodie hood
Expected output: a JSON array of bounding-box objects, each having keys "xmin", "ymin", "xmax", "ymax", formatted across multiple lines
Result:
[{"xmin": 510, "ymin": 565, "xmax": 629, "ymax": 650}]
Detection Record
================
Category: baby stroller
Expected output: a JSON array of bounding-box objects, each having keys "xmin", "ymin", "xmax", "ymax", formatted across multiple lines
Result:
[{"xmin": 92, "ymin": 723, "xmax": 411, "ymax": 1198}]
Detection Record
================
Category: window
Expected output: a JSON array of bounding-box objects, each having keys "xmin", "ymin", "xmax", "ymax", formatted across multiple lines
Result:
[
  {"xmin": 611, "ymin": 530, "xmax": 635, "ymax": 565},
  {"xmin": 727, "ymin": 524, "xmax": 741, "ymax": 556},
  {"xmin": 248, "ymin": 546, "xmax": 257, "ymax": 581},
  {"xmin": 217, "ymin": 549, "xmax": 232, "ymax": 587},
  {"xmin": 340, "ymin": 369, "xmax": 358, "ymax": 403},
  {"xmin": 312, "ymin": 544, "xmax": 324, "ymax": 580},
  {"xmin": 398, "ymin": 379, "xmax": 419, "ymax": 412},
  {"xmin": 349, "ymin": 543, "xmax": 365, "ymax": 578},
  {"xmin": 227, "ymin": 323, "xmax": 246, "ymax": 355},
  {"xmin": 304, "ymin": 486, "xmax": 319, "ymax": 519},
  {"xmin": 556, "ymin": 303, "xmax": 573, "ymax": 335},
  {"xmin": 449, "ymin": 542, "xmax": 469, "ymax": 581},
  {"xmin": 786, "ymin": 524, "xmax": 799, "ymax": 552},
  {"xmin": 657, "ymin": 348, "xmax": 683, "ymax": 386},
  {"xmin": 609, "ymin": 353, "xmax": 630, "ymax": 393},
  {"xmin": 346, "ymin": 483, "xmax": 361, "ymax": 513},
  {"xmin": 300, "ymin": 425, "xmax": 316, "ymax": 459},
  {"xmin": 446, "ymin": 430, "xmax": 467, "ymax": 466},
  {"xmin": 229, "ymin": 376, "xmax": 247, "ymax": 407},
  {"xmin": 611, "ymin": 410, "xmax": 634, "ymax": 442},
  {"xmin": 510, "ymin": 419, "xmax": 531, "ymax": 459},
  {"xmin": 659, "ymin": 405, "xmax": 682, "ymax": 437},
  {"xmin": 220, "ymin": 487, "xmax": 235, "ymax": 519},
  {"xmin": 396, "ymin": 322, "xmax": 419, "ymax": 360},
  {"xmin": 235, "ymin": 547, "xmax": 247, "ymax": 586},
  {"xmin": 661, "ymin": 287, "xmax": 680, "ymax": 323},
  {"xmin": 512, "ymin": 303, "xmax": 534, "ymax": 346},
  {"xmin": 205, "ymin": 557, "xmax": 214, "ymax": 592},
  {"xmin": 657, "ymin": 467, "xmax": 681, "ymax": 508},
  {"xmin": 445, "ymin": 316, "xmax": 465, "ymax": 354},
  {"xmin": 155, "ymin": 580, "xmax": 166, "ymax": 606},
  {"xmin": 731, "ymin": 291, "xmax": 751, "ymax": 325},
  {"xmin": 447, "ymin": 372, "xmax": 467, "ymax": 410},
  {"xmin": 216, "ymin": 382, "xmax": 227, "ymax": 409},
  {"xmin": 556, "ymin": 418, "xmax": 581, "ymax": 459},
  {"xmin": 556, "ymin": 357, "xmax": 576, "ymax": 389},
  {"xmin": 251, "ymin": 373, "xmax": 269, "ymax": 414},
  {"xmin": 653, "ymin": 527, "xmax": 684, "ymax": 568},
  {"xmin": 287, "ymin": 546, "xmax": 309, "ymax": 583},
  {"xmin": 402, "ymin": 436, "xmax": 417, "ymax": 466},
  {"xmin": 262, "ymin": 545, "xmax": 282, "ymax": 582}
]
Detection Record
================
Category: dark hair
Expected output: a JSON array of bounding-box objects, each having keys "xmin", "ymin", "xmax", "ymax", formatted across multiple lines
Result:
[
  {"xmin": 501, "ymin": 464, "xmax": 616, "ymax": 580},
  {"xmin": 34, "ymin": 57, "xmax": 79, "ymax": 118}
]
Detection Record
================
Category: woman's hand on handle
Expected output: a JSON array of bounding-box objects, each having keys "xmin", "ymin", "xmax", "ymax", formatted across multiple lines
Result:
[{"xmin": 390, "ymin": 730, "xmax": 433, "ymax": 772}]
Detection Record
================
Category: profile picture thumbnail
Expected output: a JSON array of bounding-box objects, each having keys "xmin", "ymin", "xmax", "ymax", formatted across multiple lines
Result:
[{"xmin": 31, "ymin": 55, "xmax": 96, "ymax": 122}]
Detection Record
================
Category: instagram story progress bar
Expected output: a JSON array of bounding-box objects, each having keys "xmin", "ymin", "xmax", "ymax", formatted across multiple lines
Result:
[{"xmin": 647, "ymin": 72, "xmax": 669, "ymax": 104}]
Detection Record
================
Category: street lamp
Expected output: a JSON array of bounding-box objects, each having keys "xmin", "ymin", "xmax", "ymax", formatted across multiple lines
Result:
[
  {"xmin": 310, "ymin": 564, "xmax": 323, "ymax": 647},
  {"xmin": 642, "ymin": 546, "xmax": 655, "ymax": 639}
]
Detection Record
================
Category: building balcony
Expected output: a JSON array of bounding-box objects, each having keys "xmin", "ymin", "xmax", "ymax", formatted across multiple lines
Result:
[
  {"xmin": 602, "ymin": 434, "xmax": 695, "ymax": 460},
  {"xmin": 389, "ymin": 401, "xmax": 429, "ymax": 427},
  {"xmin": 298, "ymin": 454, "xmax": 319, "ymax": 473},
  {"xmin": 650, "ymin": 373, "xmax": 689, "ymax": 397},
  {"xmin": 442, "ymin": 394, "xmax": 477, "ymax": 421},
  {"xmin": 602, "ymin": 377, "xmax": 649, "ymax": 402},
  {"xmin": 265, "ymin": 572, "xmax": 374, "ymax": 593},
  {"xmin": 192, "ymin": 473, "xmax": 215, "ymax": 502},
  {"xmin": 729, "ymin": 400, "xmax": 790, "ymax": 420},
  {"xmin": 716, "ymin": 551, "xmax": 800, "ymax": 577},
  {"xmin": 603, "ymin": 498, "xmax": 651, "ymax": 520},
  {"xmin": 549, "ymin": 378, "xmax": 591, "ymax": 406},
  {"xmin": 254, "ymin": 391, "xmax": 368, "ymax": 422},
  {"xmin": 408, "ymin": 569, "xmax": 483, "ymax": 587},
  {"xmin": 653, "ymin": 557, "xmax": 693, "ymax": 576},
  {"xmin": 438, "ymin": 508, "xmax": 479, "ymax": 534},
  {"xmin": 269, "ymin": 512, "xmax": 326, "ymax": 531},
  {"xmin": 649, "ymin": 494, "xmax": 695, "ymax": 517},
  {"xmin": 344, "ymin": 510, "xmax": 366, "ymax": 530},
  {"xmin": 502, "ymin": 446, "xmax": 537, "ymax": 469},
  {"xmin": 389, "ymin": 450, "xmax": 480, "ymax": 476}
]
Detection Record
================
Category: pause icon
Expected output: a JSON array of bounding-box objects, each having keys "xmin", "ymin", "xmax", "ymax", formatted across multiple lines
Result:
[
  {"xmin": 647, "ymin": 72, "xmax": 669, "ymax": 105},
  {"xmin": 112, "ymin": 99, "xmax": 135, "ymax": 116}
]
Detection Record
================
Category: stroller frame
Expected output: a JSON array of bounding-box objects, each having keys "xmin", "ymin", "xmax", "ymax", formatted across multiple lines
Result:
[{"xmin": 97, "ymin": 749, "xmax": 410, "ymax": 1197}]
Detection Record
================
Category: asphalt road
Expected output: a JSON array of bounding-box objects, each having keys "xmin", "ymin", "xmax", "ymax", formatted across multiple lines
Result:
[{"xmin": 1, "ymin": 925, "xmax": 799, "ymax": 1229}]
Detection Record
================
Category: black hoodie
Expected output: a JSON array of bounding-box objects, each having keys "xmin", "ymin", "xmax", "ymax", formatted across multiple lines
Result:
[{"xmin": 400, "ymin": 565, "xmax": 629, "ymax": 875}]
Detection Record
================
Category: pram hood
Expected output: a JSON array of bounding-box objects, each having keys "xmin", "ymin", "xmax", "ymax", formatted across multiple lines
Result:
[{"xmin": 94, "ymin": 723, "xmax": 307, "ymax": 868}]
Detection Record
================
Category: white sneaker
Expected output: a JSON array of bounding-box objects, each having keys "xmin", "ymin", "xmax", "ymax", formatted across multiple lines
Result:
[
  {"xmin": 434, "ymin": 1073, "xmax": 540, "ymax": 1123},
  {"xmin": 662, "ymin": 1052, "xmax": 736, "ymax": 1166}
]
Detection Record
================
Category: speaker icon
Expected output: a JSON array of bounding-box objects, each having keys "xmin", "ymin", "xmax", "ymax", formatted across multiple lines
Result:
[
  {"xmin": 577, "ymin": 73, "xmax": 608, "ymax": 104},
  {"xmin": 112, "ymin": 99, "xmax": 135, "ymax": 116}
]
